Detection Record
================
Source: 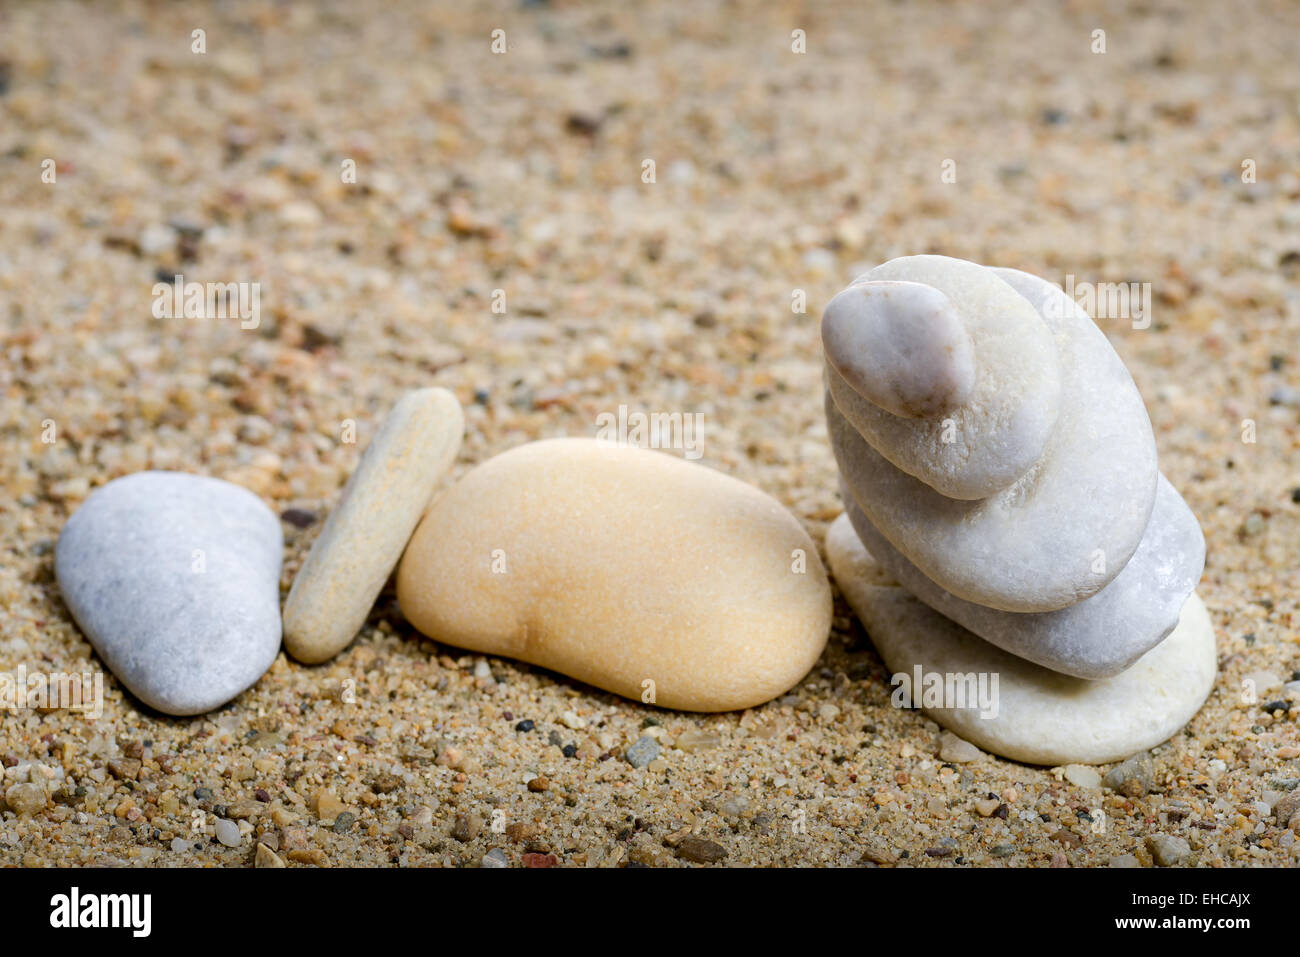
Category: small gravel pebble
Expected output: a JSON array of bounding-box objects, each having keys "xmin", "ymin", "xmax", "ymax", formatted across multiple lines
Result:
[
  {"xmin": 312, "ymin": 789, "xmax": 347, "ymax": 822},
  {"xmin": 214, "ymin": 818, "xmax": 240, "ymax": 847},
  {"xmin": 938, "ymin": 732, "xmax": 981, "ymax": 763},
  {"xmin": 505, "ymin": 823, "xmax": 538, "ymax": 843},
  {"xmin": 1274, "ymin": 792, "xmax": 1300, "ymax": 823},
  {"xmin": 280, "ymin": 508, "xmax": 317, "ymax": 528},
  {"xmin": 1103, "ymin": 752, "xmax": 1152, "ymax": 797},
  {"xmin": 674, "ymin": 729, "xmax": 721, "ymax": 752},
  {"xmin": 675, "ymin": 836, "xmax": 727, "ymax": 863},
  {"xmin": 481, "ymin": 848, "xmax": 509, "ymax": 868},
  {"xmin": 858, "ymin": 840, "xmax": 898, "ymax": 865},
  {"xmin": 720, "ymin": 795, "xmax": 749, "ymax": 818},
  {"xmin": 226, "ymin": 800, "xmax": 262, "ymax": 820},
  {"xmin": 624, "ymin": 736, "xmax": 661, "ymax": 769},
  {"xmin": 1052, "ymin": 827, "xmax": 1083, "ymax": 849},
  {"xmin": 107, "ymin": 758, "xmax": 141, "ymax": 781},
  {"xmin": 4, "ymin": 783, "xmax": 46, "ymax": 816},
  {"xmin": 1062, "ymin": 764, "xmax": 1102, "ymax": 788},
  {"xmin": 925, "ymin": 838, "xmax": 957, "ymax": 858},
  {"xmin": 255, "ymin": 843, "xmax": 286, "ymax": 868},
  {"xmin": 1269, "ymin": 385, "xmax": 1300, "ymax": 407},
  {"xmin": 1146, "ymin": 834, "xmax": 1191, "ymax": 867},
  {"xmin": 452, "ymin": 813, "xmax": 481, "ymax": 842}
]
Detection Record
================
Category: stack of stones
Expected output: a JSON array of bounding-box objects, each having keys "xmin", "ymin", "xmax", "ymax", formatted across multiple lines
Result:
[{"xmin": 822, "ymin": 255, "xmax": 1216, "ymax": 766}]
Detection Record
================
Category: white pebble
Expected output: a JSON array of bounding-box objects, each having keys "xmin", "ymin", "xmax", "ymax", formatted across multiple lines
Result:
[
  {"xmin": 1063, "ymin": 764, "xmax": 1102, "ymax": 789},
  {"xmin": 214, "ymin": 819, "xmax": 240, "ymax": 848}
]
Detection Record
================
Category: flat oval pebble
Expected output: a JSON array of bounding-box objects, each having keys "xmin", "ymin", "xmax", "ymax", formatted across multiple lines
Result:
[
  {"xmin": 283, "ymin": 387, "xmax": 464, "ymax": 664},
  {"xmin": 826, "ymin": 514, "xmax": 1216, "ymax": 766},
  {"xmin": 396, "ymin": 438, "xmax": 832, "ymax": 711},
  {"xmin": 841, "ymin": 472, "xmax": 1205, "ymax": 678},
  {"xmin": 55, "ymin": 471, "xmax": 283, "ymax": 716}
]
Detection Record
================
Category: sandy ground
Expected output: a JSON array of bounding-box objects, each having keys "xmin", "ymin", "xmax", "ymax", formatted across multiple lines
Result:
[{"xmin": 1, "ymin": 0, "xmax": 1298, "ymax": 867}]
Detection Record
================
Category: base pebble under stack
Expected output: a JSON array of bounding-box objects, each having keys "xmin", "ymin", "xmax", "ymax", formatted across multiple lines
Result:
[
  {"xmin": 827, "ymin": 515, "xmax": 1217, "ymax": 766},
  {"xmin": 824, "ymin": 255, "xmax": 1214, "ymax": 764}
]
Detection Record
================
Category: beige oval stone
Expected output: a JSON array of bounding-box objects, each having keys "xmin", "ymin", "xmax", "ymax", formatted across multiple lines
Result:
[
  {"xmin": 283, "ymin": 388, "xmax": 464, "ymax": 664},
  {"xmin": 396, "ymin": 438, "xmax": 831, "ymax": 711}
]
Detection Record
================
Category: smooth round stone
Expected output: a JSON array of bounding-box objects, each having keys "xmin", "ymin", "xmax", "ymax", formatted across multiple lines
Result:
[
  {"xmin": 821, "ymin": 280, "xmax": 976, "ymax": 420},
  {"xmin": 55, "ymin": 471, "xmax": 282, "ymax": 716},
  {"xmin": 830, "ymin": 255, "xmax": 1062, "ymax": 500},
  {"xmin": 826, "ymin": 515, "xmax": 1216, "ymax": 766},
  {"xmin": 283, "ymin": 388, "xmax": 464, "ymax": 664},
  {"xmin": 841, "ymin": 471, "xmax": 1205, "ymax": 678},
  {"xmin": 396, "ymin": 438, "xmax": 832, "ymax": 712}
]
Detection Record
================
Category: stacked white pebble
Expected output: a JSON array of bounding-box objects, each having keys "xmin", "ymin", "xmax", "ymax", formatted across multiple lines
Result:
[{"xmin": 823, "ymin": 255, "xmax": 1215, "ymax": 765}]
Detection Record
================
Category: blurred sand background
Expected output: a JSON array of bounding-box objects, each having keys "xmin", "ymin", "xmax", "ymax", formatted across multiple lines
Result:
[{"xmin": 1, "ymin": 0, "xmax": 1298, "ymax": 866}]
